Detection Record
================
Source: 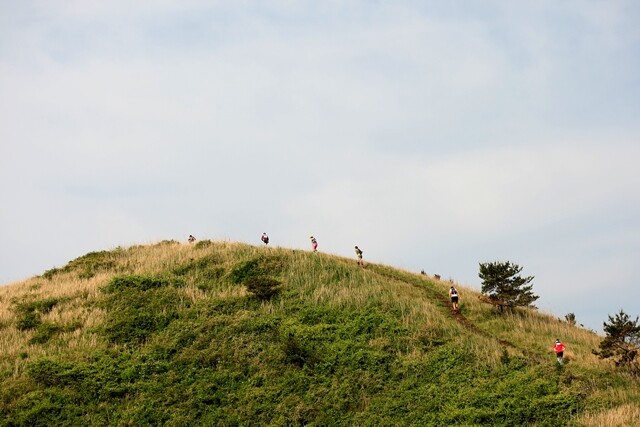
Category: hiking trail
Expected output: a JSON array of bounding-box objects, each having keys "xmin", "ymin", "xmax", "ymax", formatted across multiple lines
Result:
[{"xmin": 368, "ymin": 265, "xmax": 547, "ymax": 363}]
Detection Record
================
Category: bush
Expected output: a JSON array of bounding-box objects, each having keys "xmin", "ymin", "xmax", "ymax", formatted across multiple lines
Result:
[
  {"xmin": 16, "ymin": 311, "xmax": 42, "ymax": 330},
  {"xmin": 41, "ymin": 267, "xmax": 62, "ymax": 280},
  {"xmin": 16, "ymin": 298, "xmax": 60, "ymax": 314},
  {"xmin": 194, "ymin": 240, "xmax": 213, "ymax": 249},
  {"xmin": 100, "ymin": 275, "xmax": 182, "ymax": 345},
  {"xmin": 27, "ymin": 359, "xmax": 83, "ymax": 388},
  {"xmin": 29, "ymin": 322, "xmax": 63, "ymax": 344},
  {"xmin": 281, "ymin": 333, "xmax": 318, "ymax": 368},
  {"xmin": 13, "ymin": 297, "xmax": 62, "ymax": 331},
  {"xmin": 245, "ymin": 276, "xmax": 281, "ymax": 301},
  {"xmin": 41, "ymin": 251, "xmax": 117, "ymax": 280},
  {"xmin": 228, "ymin": 255, "xmax": 284, "ymax": 284},
  {"xmin": 173, "ymin": 255, "xmax": 225, "ymax": 284},
  {"xmin": 102, "ymin": 275, "xmax": 183, "ymax": 293}
]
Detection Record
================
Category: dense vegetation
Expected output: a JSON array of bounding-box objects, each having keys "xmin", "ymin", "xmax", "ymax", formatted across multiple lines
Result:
[{"xmin": 0, "ymin": 241, "xmax": 638, "ymax": 426}]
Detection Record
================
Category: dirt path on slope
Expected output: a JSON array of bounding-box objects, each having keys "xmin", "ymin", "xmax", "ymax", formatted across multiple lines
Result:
[{"xmin": 370, "ymin": 266, "xmax": 546, "ymax": 363}]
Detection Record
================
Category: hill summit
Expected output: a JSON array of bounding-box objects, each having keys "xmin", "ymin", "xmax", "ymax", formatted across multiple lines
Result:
[{"xmin": 0, "ymin": 240, "xmax": 638, "ymax": 426}]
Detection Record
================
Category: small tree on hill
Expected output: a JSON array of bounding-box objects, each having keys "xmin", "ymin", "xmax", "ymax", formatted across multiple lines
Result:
[
  {"xmin": 565, "ymin": 313, "xmax": 577, "ymax": 326},
  {"xmin": 593, "ymin": 310, "xmax": 640, "ymax": 376},
  {"xmin": 478, "ymin": 261, "xmax": 538, "ymax": 313}
]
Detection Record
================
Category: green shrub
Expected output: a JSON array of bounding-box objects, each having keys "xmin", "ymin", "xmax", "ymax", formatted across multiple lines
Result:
[
  {"xmin": 28, "ymin": 359, "xmax": 79, "ymax": 388},
  {"xmin": 194, "ymin": 240, "xmax": 213, "ymax": 249},
  {"xmin": 173, "ymin": 255, "xmax": 225, "ymax": 288},
  {"xmin": 41, "ymin": 251, "xmax": 118, "ymax": 280},
  {"xmin": 28, "ymin": 298, "xmax": 60, "ymax": 314},
  {"xmin": 41, "ymin": 267, "xmax": 62, "ymax": 280},
  {"xmin": 63, "ymin": 320, "xmax": 83, "ymax": 333},
  {"xmin": 281, "ymin": 333, "xmax": 318, "ymax": 368},
  {"xmin": 245, "ymin": 276, "xmax": 281, "ymax": 301},
  {"xmin": 100, "ymin": 275, "xmax": 182, "ymax": 345},
  {"xmin": 13, "ymin": 297, "xmax": 62, "ymax": 331},
  {"xmin": 16, "ymin": 311, "xmax": 41, "ymax": 330},
  {"xmin": 29, "ymin": 322, "xmax": 63, "ymax": 344},
  {"xmin": 103, "ymin": 310, "xmax": 175, "ymax": 346},
  {"xmin": 228, "ymin": 255, "xmax": 284, "ymax": 284},
  {"xmin": 102, "ymin": 275, "xmax": 177, "ymax": 293}
]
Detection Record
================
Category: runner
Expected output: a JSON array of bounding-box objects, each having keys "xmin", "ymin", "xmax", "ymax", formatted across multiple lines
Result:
[
  {"xmin": 554, "ymin": 339, "xmax": 566, "ymax": 365},
  {"xmin": 261, "ymin": 232, "xmax": 269, "ymax": 246},
  {"xmin": 188, "ymin": 235, "xmax": 196, "ymax": 243},
  {"xmin": 449, "ymin": 286, "xmax": 460, "ymax": 313},
  {"xmin": 354, "ymin": 246, "xmax": 364, "ymax": 267},
  {"xmin": 310, "ymin": 236, "xmax": 318, "ymax": 252}
]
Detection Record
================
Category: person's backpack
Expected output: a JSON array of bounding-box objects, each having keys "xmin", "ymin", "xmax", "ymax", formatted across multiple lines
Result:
[{"xmin": 451, "ymin": 288, "xmax": 458, "ymax": 296}]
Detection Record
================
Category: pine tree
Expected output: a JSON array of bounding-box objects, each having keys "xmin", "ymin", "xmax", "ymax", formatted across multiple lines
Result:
[
  {"xmin": 593, "ymin": 310, "xmax": 640, "ymax": 376},
  {"xmin": 565, "ymin": 313, "xmax": 577, "ymax": 326},
  {"xmin": 478, "ymin": 261, "xmax": 538, "ymax": 313}
]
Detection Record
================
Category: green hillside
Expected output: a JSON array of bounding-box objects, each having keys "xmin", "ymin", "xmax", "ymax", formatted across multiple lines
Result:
[{"xmin": 0, "ymin": 241, "xmax": 638, "ymax": 426}]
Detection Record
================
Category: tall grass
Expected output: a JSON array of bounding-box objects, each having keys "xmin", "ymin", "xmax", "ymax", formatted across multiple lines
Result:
[
  {"xmin": 575, "ymin": 403, "xmax": 640, "ymax": 427},
  {"xmin": 422, "ymin": 274, "xmax": 606, "ymax": 366}
]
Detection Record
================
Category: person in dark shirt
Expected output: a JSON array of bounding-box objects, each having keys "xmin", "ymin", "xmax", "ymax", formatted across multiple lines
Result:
[
  {"xmin": 449, "ymin": 286, "xmax": 460, "ymax": 313},
  {"xmin": 354, "ymin": 246, "xmax": 364, "ymax": 267}
]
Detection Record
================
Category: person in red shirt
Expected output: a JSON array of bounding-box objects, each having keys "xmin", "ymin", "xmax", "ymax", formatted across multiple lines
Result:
[{"xmin": 554, "ymin": 339, "xmax": 566, "ymax": 365}]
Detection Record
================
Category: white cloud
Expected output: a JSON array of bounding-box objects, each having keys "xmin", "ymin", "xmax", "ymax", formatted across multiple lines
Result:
[{"xmin": 286, "ymin": 138, "xmax": 640, "ymax": 243}]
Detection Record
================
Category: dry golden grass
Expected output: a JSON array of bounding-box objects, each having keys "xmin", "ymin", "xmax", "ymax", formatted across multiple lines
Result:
[{"xmin": 575, "ymin": 403, "xmax": 640, "ymax": 427}]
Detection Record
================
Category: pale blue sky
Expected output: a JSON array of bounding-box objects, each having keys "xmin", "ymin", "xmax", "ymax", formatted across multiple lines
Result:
[{"xmin": 1, "ymin": 1, "xmax": 639, "ymax": 332}]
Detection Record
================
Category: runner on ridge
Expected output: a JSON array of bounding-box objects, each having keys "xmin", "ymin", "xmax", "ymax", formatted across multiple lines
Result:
[
  {"xmin": 354, "ymin": 246, "xmax": 364, "ymax": 267},
  {"xmin": 449, "ymin": 286, "xmax": 460, "ymax": 313}
]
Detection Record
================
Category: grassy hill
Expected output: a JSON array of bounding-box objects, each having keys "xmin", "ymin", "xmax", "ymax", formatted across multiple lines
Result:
[{"xmin": 0, "ymin": 240, "xmax": 638, "ymax": 426}]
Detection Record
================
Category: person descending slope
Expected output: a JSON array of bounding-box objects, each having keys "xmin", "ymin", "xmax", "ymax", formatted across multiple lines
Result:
[
  {"xmin": 310, "ymin": 236, "xmax": 318, "ymax": 252},
  {"xmin": 553, "ymin": 339, "xmax": 567, "ymax": 365},
  {"xmin": 354, "ymin": 246, "xmax": 364, "ymax": 267},
  {"xmin": 261, "ymin": 232, "xmax": 269, "ymax": 246},
  {"xmin": 449, "ymin": 286, "xmax": 460, "ymax": 313},
  {"xmin": 188, "ymin": 235, "xmax": 196, "ymax": 243}
]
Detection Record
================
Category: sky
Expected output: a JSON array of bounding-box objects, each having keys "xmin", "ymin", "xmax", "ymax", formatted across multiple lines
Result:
[{"xmin": 1, "ymin": 0, "xmax": 639, "ymax": 332}]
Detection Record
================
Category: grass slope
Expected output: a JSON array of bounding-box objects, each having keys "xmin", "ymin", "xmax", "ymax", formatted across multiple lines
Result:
[{"xmin": 0, "ymin": 241, "xmax": 638, "ymax": 426}]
